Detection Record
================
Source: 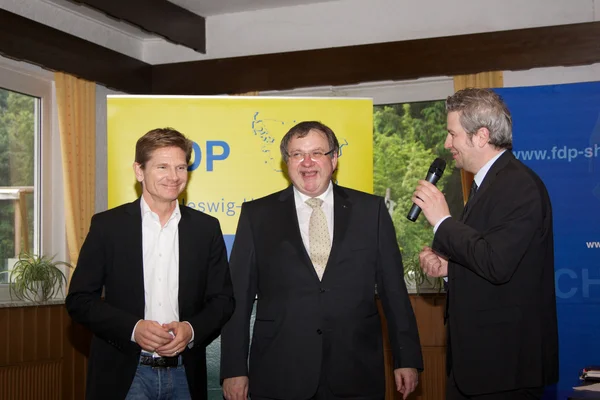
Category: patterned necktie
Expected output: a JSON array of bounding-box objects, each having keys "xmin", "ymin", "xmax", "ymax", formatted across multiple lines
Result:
[
  {"xmin": 306, "ymin": 198, "xmax": 331, "ymax": 280},
  {"xmin": 468, "ymin": 181, "xmax": 478, "ymax": 202},
  {"xmin": 463, "ymin": 181, "xmax": 478, "ymax": 216}
]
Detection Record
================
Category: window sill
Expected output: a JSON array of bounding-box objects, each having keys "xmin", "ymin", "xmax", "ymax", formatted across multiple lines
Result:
[
  {"xmin": 0, "ymin": 297, "xmax": 65, "ymax": 308},
  {"xmin": 406, "ymin": 287, "xmax": 445, "ymax": 295}
]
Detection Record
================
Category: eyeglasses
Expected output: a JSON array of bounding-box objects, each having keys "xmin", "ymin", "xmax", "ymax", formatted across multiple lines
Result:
[{"xmin": 287, "ymin": 149, "xmax": 335, "ymax": 162}]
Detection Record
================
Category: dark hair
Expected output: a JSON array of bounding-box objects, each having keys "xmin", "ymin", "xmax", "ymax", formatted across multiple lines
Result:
[
  {"xmin": 279, "ymin": 121, "xmax": 339, "ymax": 162},
  {"xmin": 446, "ymin": 88, "xmax": 513, "ymax": 150},
  {"xmin": 135, "ymin": 127, "xmax": 193, "ymax": 168}
]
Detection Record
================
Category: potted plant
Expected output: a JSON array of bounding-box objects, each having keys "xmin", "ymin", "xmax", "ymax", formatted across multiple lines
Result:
[
  {"xmin": 403, "ymin": 254, "xmax": 444, "ymax": 294},
  {"xmin": 1, "ymin": 252, "xmax": 72, "ymax": 303}
]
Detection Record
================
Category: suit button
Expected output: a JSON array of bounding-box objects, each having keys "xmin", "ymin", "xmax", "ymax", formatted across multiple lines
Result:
[
  {"xmin": 316, "ymin": 329, "xmax": 323, "ymax": 335},
  {"xmin": 319, "ymin": 288, "xmax": 325, "ymax": 293}
]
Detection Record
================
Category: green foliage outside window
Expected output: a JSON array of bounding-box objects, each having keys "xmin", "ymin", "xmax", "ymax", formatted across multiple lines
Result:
[
  {"xmin": 373, "ymin": 101, "xmax": 463, "ymax": 290},
  {"xmin": 0, "ymin": 89, "xmax": 35, "ymax": 283}
]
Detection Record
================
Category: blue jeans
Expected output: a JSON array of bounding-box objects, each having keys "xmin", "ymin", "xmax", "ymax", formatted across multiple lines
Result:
[{"xmin": 125, "ymin": 362, "xmax": 191, "ymax": 400}]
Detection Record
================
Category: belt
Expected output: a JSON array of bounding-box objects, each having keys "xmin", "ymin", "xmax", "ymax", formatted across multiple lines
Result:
[{"xmin": 139, "ymin": 354, "xmax": 182, "ymax": 368}]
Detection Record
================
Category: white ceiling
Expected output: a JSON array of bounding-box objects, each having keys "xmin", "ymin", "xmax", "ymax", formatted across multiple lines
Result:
[
  {"xmin": 168, "ymin": 0, "xmax": 341, "ymax": 16},
  {"xmin": 12, "ymin": 0, "xmax": 593, "ymax": 65},
  {"xmin": 41, "ymin": 0, "xmax": 344, "ymax": 41}
]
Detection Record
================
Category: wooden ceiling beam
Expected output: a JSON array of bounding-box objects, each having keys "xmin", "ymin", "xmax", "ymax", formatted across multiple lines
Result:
[
  {"xmin": 151, "ymin": 21, "xmax": 600, "ymax": 95},
  {"xmin": 0, "ymin": 9, "xmax": 152, "ymax": 94},
  {"xmin": 72, "ymin": 0, "xmax": 206, "ymax": 53},
  {"xmin": 2, "ymin": 9, "xmax": 600, "ymax": 97}
]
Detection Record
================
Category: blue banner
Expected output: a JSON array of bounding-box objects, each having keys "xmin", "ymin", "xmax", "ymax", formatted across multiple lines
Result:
[{"xmin": 496, "ymin": 83, "xmax": 600, "ymax": 397}]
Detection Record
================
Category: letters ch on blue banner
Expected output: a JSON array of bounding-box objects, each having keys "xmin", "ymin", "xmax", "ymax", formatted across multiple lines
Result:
[{"xmin": 496, "ymin": 82, "xmax": 600, "ymax": 395}]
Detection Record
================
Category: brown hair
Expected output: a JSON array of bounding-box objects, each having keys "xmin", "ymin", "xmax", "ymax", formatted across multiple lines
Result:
[
  {"xmin": 134, "ymin": 127, "xmax": 193, "ymax": 168},
  {"xmin": 279, "ymin": 121, "xmax": 339, "ymax": 163}
]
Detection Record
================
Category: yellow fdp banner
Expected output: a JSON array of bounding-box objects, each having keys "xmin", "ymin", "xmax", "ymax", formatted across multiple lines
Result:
[{"xmin": 107, "ymin": 96, "xmax": 373, "ymax": 235}]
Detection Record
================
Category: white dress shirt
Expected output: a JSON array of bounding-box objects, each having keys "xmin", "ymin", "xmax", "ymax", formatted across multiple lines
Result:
[
  {"xmin": 141, "ymin": 196, "xmax": 181, "ymax": 326},
  {"xmin": 131, "ymin": 197, "xmax": 194, "ymax": 347},
  {"xmin": 293, "ymin": 182, "xmax": 334, "ymax": 256}
]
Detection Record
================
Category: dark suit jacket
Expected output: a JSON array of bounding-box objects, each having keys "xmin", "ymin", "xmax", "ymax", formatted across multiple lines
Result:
[
  {"xmin": 220, "ymin": 184, "xmax": 423, "ymax": 399},
  {"xmin": 66, "ymin": 199, "xmax": 234, "ymax": 400},
  {"xmin": 433, "ymin": 151, "xmax": 559, "ymax": 395}
]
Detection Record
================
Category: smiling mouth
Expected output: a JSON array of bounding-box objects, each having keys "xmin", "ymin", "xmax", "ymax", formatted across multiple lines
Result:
[{"xmin": 301, "ymin": 171, "xmax": 318, "ymax": 177}]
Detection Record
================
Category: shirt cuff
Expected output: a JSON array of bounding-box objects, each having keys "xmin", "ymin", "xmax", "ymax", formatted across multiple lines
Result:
[
  {"xmin": 183, "ymin": 321, "xmax": 195, "ymax": 348},
  {"xmin": 131, "ymin": 320, "xmax": 142, "ymax": 342},
  {"xmin": 433, "ymin": 215, "xmax": 451, "ymax": 233}
]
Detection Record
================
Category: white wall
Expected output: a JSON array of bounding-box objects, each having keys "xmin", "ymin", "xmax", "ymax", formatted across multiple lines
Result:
[
  {"xmin": 260, "ymin": 63, "xmax": 600, "ymax": 105},
  {"xmin": 504, "ymin": 64, "xmax": 600, "ymax": 88},
  {"xmin": 4, "ymin": 0, "xmax": 600, "ymax": 89},
  {"xmin": 2, "ymin": 0, "xmax": 598, "ymax": 65},
  {"xmin": 143, "ymin": 0, "xmax": 598, "ymax": 64},
  {"xmin": 260, "ymin": 77, "xmax": 455, "ymax": 104},
  {"xmin": 1, "ymin": 0, "xmax": 147, "ymax": 59},
  {"xmin": 6, "ymin": 0, "xmax": 600, "ymax": 91},
  {"xmin": 95, "ymin": 85, "xmax": 123, "ymax": 213}
]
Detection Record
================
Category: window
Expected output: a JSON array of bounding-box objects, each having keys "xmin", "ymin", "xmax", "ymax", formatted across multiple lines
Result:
[
  {"xmin": 0, "ymin": 89, "xmax": 37, "ymax": 283},
  {"xmin": 0, "ymin": 56, "xmax": 65, "ymax": 301}
]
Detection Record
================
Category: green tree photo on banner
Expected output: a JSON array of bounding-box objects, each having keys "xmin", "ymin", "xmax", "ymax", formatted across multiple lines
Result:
[{"xmin": 373, "ymin": 101, "xmax": 462, "ymax": 290}]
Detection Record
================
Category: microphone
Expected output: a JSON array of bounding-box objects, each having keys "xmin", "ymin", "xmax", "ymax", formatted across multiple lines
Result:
[{"xmin": 406, "ymin": 158, "xmax": 447, "ymax": 222}]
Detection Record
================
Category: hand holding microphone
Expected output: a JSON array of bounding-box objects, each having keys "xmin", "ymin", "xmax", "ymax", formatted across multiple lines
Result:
[{"xmin": 407, "ymin": 158, "xmax": 450, "ymax": 226}]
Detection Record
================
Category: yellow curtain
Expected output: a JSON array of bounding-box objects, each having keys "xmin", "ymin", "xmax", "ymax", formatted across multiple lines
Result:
[
  {"xmin": 55, "ymin": 72, "xmax": 96, "ymax": 270},
  {"xmin": 453, "ymin": 71, "xmax": 504, "ymax": 203}
]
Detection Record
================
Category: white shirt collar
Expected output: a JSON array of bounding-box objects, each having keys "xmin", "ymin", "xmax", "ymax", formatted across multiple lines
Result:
[
  {"xmin": 473, "ymin": 150, "xmax": 506, "ymax": 189},
  {"xmin": 293, "ymin": 181, "xmax": 334, "ymax": 205},
  {"xmin": 140, "ymin": 196, "xmax": 181, "ymax": 226}
]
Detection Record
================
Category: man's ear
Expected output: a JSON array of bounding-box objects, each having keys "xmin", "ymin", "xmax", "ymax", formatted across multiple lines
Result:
[
  {"xmin": 475, "ymin": 127, "xmax": 490, "ymax": 148},
  {"xmin": 133, "ymin": 162, "xmax": 144, "ymax": 183},
  {"xmin": 331, "ymin": 151, "xmax": 338, "ymax": 172}
]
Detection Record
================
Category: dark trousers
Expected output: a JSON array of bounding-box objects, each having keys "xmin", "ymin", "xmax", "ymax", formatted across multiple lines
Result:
[
  {"xmin": 445, "ymin": 320, "xmax": 543, "ymax": 400},
  {"xmin": 446, "ymin": 370, "xmax": 544, "ymax": 400},
  {"xmin": 251, "ymin": 390, "xmax": 382, "ymax": 400},
  {"xmin": 251, "ymin": 372, "xmax": 383, "ymax": 400}
]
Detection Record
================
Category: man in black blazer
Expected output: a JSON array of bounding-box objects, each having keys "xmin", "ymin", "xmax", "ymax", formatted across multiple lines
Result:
[
  {"xmin": 414, "ymin": 89, "xmax": 558, "ymax": 399},
  {"xmin": 66, "ymin": 128, "xmax": 234, "ymax": 400},
  {"xmin": 221, "ymin": 121, "xmax": 423, "ymax": 400}
]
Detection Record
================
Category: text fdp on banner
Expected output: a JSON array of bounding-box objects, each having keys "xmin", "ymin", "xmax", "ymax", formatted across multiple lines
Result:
[
  {"xmin": 496, "ymin": 82, "xmax": 600, "ymax": 395},
  {"xmin": 107, "ymin": 96, "xmax": 374, "ymax": 252}
]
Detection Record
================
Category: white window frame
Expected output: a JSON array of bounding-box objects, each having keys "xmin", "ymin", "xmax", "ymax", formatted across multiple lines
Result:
[{"xmin": 0, "ymin": 56, "xmax": 66, "ymax": 303}]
